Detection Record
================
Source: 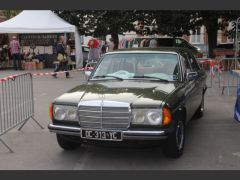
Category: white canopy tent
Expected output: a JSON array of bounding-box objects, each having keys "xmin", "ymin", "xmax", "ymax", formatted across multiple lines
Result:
[{"xmin": 0, "ymin": 10, "xmax": 83, "ymax": 68}]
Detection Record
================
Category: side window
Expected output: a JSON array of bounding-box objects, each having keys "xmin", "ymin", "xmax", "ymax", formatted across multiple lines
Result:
[
  {"xmin": 181, "ymin": 54, "xmax": 192, "ymax": 73},
  {"xmin": 187, "ymin": 52, "xmax": 200, "ymax": 71}
]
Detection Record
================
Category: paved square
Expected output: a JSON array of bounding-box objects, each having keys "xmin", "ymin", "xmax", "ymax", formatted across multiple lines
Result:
[{"xmin": 0, "ymin": 69, "xmax": 240, "ymax": 170}]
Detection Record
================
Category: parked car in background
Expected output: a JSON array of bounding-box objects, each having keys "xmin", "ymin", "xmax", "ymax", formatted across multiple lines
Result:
[
  {"xmin": 48, "ymin": 47, "xmax": 207, "ymax": 158},
  {"xmin": 131, "ymin": 37, "xmax": 204, "ymax": 58},
  {"xmin": 213, "ymin": 43, "xmax": 239, "ymax": 57},
  {"xmin": 216, "ymin": 43, "xmax": 234, "ymax": 49}
]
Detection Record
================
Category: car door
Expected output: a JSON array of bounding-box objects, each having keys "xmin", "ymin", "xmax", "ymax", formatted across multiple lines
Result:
[
  {"xmin": 188, "ymin": 51, "xmax": 207, "ymax": 94},
  {"xmin": 185, "ymin": 51, "xmax": 203, "ymax": 115},
  {"xmin": 180, "ymin": 54, "xmax": 197, "ymax": 122}
]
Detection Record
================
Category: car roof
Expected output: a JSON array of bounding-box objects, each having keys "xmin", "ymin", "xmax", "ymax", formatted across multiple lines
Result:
[{"xmin": 107, "ymin": 47, "xmax": 192, "ymax": 55}]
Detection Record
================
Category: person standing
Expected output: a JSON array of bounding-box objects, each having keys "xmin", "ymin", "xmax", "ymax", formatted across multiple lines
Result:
[
  {"xmin": 52, "ymin": 35, "xmax": 70, "ymax": 78},
  {"xmin": 88, "ymin": 38, "xmax": 100, "ymax": 61},
  {"xmin": 107, "ymin": 38, "xmax": 115, "ymax": 52},
  {"xmin": 101, "ymin": 41, "xmax": 107, "ymax": 55},
  {"xmin": 9, "ymin": 36, "xmax": 22, "ymax": 70},
  {"xmin": 65, "ymin": 41, "xmax": 73, "ymax": 70}
]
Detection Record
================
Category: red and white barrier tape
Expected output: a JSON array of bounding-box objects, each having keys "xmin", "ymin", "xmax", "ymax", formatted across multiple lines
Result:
[
  {"xmin": 0, "ymin": 75, "xmax": 18, "ymax": 82},
  {"xmin": 0, "ymin": 67, "xmax": 94, "ymax": 83},
  {"xmin": 31, "ymin": 67, "xmax": 94, "ymax": 76}
]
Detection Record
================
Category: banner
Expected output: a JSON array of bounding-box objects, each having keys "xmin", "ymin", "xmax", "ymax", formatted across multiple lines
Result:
[{"xmin": 19, "ymin": 33, "xmax": 62, "ymax": 46}]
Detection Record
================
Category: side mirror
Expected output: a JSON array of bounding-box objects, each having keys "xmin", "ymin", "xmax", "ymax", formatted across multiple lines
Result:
[{"xmin": 186, "ymin": 72, "xmax": 198, "ymax": 81}]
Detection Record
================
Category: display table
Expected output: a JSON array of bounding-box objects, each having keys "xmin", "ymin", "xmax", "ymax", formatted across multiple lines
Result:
[
  {"xmin": 22, "ymin": 62, "xmax": 36, "ymax": 70},
  {"xmin": 22, "ymin": 61, "xmax": 45, "ymax": 70}
]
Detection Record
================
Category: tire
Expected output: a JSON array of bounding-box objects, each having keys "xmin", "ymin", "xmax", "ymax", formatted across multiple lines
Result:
[
  {"xmin": 56, "ymin": 134, "xmax": 81, "ymax": 150},
  {"xmin": 195, "ymin": 94, "xmax": 204, "ymax": 118},
  {"xmin": 163, "ymin": 117, "xmax": 185, "ymax": 158}
]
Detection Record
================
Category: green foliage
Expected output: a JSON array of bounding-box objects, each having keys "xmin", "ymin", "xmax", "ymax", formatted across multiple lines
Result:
[
  {"xmin": 54, "ymin": 10, "xmax": 136, "ymax": 37},
  {"xmin": 54, "ymin": 10, "xmax": 240, "ymax": 57},
  {"xmin": 4, "ymin": 10, "xmax": 240, "ymax": 56},
  {"xmin": 3, "ymin": 10, "xmax": 21, "ymax": 19}
]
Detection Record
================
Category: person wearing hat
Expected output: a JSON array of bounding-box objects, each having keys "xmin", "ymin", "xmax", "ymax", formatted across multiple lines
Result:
[{"xmin": 9, "ymin": 36, "xmax": 22, "ymax": 70}]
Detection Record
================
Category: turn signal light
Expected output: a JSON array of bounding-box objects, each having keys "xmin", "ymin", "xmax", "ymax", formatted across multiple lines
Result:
[
  {"xmin": 49, "ymin": 103, "xmax": 53, "ymax": 121},
  {"xmin": 162, "ymin": 107, "xmax": 172, "ymax": 126}
]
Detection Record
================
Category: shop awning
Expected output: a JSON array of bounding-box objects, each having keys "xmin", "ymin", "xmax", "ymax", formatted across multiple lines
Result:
[{"xmin": 0, "ymin": 10, "xmax": 83, "ymax": 68}]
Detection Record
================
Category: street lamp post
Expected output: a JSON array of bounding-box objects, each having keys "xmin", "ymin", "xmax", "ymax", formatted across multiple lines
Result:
[{"xmin": 235, "ymin": 17, "xmax": 240, "ymax": 69}]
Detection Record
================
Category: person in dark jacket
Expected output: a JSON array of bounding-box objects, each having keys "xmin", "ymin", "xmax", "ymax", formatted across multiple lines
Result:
[{"xmin": 52, "ymin": 35, "xmax": 70, "ymax": 78}]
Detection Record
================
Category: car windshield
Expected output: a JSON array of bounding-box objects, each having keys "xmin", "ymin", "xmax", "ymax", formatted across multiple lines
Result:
[{"xmin": 91, "ymin": 53, "xmax": 180, "ymax": 81}]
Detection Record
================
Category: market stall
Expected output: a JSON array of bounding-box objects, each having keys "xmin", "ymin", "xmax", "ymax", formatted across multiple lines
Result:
[{"xmin": 0, "ymin": 10, "xmax": 83, "ymax": 69}]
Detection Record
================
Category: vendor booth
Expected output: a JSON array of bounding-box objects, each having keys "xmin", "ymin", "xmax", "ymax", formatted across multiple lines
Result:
[{"xmin": 0, "ymin": 10, "xmax": 83, "ymax": 69}]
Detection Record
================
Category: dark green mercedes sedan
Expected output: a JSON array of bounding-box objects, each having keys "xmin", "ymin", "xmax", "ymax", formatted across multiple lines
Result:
[{"xmin": 48, "ymin": 47, "xmax": 207, "ymax": 158}]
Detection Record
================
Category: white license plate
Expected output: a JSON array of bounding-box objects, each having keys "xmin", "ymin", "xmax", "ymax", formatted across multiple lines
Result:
[{"xmin": 81, "ymin": 129, "xmax": 122, "ymax": 141}]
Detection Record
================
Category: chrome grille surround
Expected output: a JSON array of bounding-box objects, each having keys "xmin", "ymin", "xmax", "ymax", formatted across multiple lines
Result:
[{"xmin": 78, "ymin": 100, "xmax": 131, "ymax": 130}]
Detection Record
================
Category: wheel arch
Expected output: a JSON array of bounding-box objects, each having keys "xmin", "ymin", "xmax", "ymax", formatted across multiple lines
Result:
[{"xmin": 177, "ymin": 106, "xmax": 187, "ymax": 126}]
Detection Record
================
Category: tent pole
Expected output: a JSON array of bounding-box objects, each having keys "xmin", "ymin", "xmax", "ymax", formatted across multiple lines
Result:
[{"xmin": 64, "ymin": 32, "xmax": 67, "ymax": 43}]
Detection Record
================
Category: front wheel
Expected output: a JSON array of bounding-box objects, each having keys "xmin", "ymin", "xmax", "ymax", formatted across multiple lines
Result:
[
  {"xmin": 163, "ymin": 119, "xmax": 185, "ymax": 158},
  {"xmin": 56, "ymin": 134, "xmax": 81, "ymax": 150}
]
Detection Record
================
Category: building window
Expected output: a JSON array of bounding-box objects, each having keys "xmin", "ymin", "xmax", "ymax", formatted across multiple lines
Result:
[{"xmin": 190, "ymin": 26, "xmax": 204, "ymax": 44}]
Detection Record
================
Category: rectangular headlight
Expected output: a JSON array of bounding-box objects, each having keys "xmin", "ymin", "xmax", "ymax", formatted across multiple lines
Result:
[
  {"xmin": 53, "ymin": 105, "xmax": 78, "ymax": 121},
  {"xmin": 132, "ymin": 109, "xmax": 162, "ymax": 125}
]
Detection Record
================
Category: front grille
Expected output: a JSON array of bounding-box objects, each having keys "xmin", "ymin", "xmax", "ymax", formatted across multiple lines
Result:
[{"xmin": 78, "ymin": 102, "xmax": 130, "ymax": 130}]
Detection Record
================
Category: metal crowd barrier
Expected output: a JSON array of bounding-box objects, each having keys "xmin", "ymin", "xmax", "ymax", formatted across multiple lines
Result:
[
  {"xmin": 85, "ymin": 59, "xmax": 98, "ymax": 69},
  {"xmin": 84, "ymin": 60, "xmax": 98, "ymax": 80},
  {"xmin": 197, "ymin": 58, "xmax": 214, "ymax": 88},
  {"xmin": 218, "ymin": 58, "xmax": 240, "ymax": 95},
  {"xmin": 0, "ymin": 73, "xmax": 43, "ymax": 153}
]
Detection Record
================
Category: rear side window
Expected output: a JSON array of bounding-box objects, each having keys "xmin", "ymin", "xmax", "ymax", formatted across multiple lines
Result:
[
  {"xmin": 158, "ymin": 39, "xmax": 174, "ymax": 46},
  {"xmin": 186, "ymin": 52, "xmax": 200, "ymax": 71},
  {"xmin": 181, "ymin": 55, "xmax": 192, "ymax": 73}
]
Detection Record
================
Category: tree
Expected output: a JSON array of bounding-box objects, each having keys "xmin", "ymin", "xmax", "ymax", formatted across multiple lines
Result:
[
  {"xmin": 138, "ymin": 11, "xmax": 240, "ymax": 58},
  {"xmin": 3, "ymin": 10, "xmax": 21, "ymax": 19},
  {"xmin": 54, "ymin": 10, "xmax": 99, "ymax": 36},
  {"xmin": 93, "ymin": 10, "xmax": 136, "ymax": 49},
  {"xmin": 55, "ymin": 10, "xmax": 137, "ymax": 49},
  {"xmin": 187, "ymin": 11, "xmax": 240, "ymax": 58},
  {"xmin": 55, "ymin": 10, "xmax": 240, "ymax": 57},
  {"xmin": 151, "ymin": 11, "xmax": 195, "ymax": 37}
]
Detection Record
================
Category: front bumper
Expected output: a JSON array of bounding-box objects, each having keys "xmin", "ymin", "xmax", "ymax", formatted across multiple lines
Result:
[{"xmin": 48, "ymin": 124, "xmax": 168, "ymax": 140}]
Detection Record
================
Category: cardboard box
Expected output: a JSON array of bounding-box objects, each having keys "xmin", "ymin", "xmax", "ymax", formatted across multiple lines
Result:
[
  {"xmin": 37, "ymin": 62, "xmax": 45, "ymax": 69},
  {"xmin": 23, "ymin": 62, "xmax": 37, "ymax": 70}
]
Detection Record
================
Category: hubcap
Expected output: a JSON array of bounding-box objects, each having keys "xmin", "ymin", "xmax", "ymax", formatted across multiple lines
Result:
[{"xmin": 176, "ymin": 121, "xmax": 184, "ymax": 150}]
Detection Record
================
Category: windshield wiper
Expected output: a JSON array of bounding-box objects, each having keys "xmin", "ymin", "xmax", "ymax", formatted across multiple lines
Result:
[
  {"xmin": 131, "ymin": 75, "xmax": 169, "ymax": 82},
  {"xmin": 93, "ymin": 75, "xmax": 124, "ymax": 81}
]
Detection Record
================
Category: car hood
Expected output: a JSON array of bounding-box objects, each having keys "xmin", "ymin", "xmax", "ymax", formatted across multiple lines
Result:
[{"xmin": 54, "ymin": 80, "xmax": 180, "ymax": 107}]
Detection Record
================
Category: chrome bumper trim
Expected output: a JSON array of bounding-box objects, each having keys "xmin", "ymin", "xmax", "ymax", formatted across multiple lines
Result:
[{"xmin": 48, "ymin": 124, "xmax": 167, "ymax": 140}]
